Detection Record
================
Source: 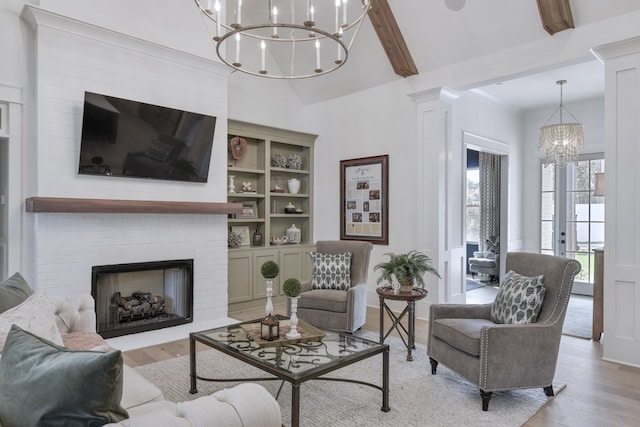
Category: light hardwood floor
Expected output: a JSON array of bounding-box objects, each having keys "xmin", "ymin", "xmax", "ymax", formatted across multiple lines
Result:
[{"xmin": 123, "ymin": 291, "xmax": 640, "ymax": 427}]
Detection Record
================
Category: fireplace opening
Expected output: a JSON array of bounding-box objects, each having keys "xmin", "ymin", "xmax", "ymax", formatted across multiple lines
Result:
[{"xmin": 92, "ymin": 259, "xmax": 194, "ymax": 338}]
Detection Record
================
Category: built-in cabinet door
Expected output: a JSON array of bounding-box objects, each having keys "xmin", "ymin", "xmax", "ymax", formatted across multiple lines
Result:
[
  {"xmin": 279, "ymin": 245, "xmax": 315, "ymax": 293},
  {"xmin": 253, "ymin": 250, "xmax": 279, "ymax": 299},
  {"xmin": 228, "ymin": 250, "xmax": 253, "ymax": 303}
]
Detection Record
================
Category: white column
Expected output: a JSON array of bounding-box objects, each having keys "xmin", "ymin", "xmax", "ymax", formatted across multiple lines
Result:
[
  {"xmin": 592, "ymin": 36, "xmax": 640, "ymax": 367},
  {"xmin": 409, "ymin": 87, "xmax": 462, "ymax": 316}
]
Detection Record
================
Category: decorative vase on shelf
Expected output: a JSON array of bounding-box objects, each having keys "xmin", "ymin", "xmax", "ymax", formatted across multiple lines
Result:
[
  {"xmin": 253, "ymin": 227, "xmax": 263, "ymax": 247},
  {"xmin": 286, "ymin": 224, "xmax": 301, "ymax": 244},
  {"xmin": 286, "ymin": 297, "xmax": 302, "ymax": 339},
  {"xmin": 288, "ymin": 178, "xmax": 300, "ymax": 194},
  {"xmin": 228, "ymin": 175, "xmax": 236, "ymax": 194}
]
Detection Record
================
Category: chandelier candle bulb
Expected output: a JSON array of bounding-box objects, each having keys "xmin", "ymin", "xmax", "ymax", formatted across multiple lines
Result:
[
  {"xmin": 214, "ymin": 0, "xmax": 221, "ymax": 39},
  {"xmin": 336, "ymin": 28, "xmax": 343, "ymax": 63},
  {"xmin": 272, "ymin": 6, "xmax": 278, "ymax": 37},
  {"xmin": 193, "ymin": 0, "xmax": 371, "ymax": 79},
  {"xmin": 234, "ymin": 33, "xmax": 241, "ymax": 66},
  {"xmin": 315, "ymin": 40, "xmax": 321, "ymax": 72},
  {"xmin": 235, "ymin": 0, "xmax": 241, "ymax": 27},
  {"xmin": 342, "ymin": 0, "xmax": 348, "ymax": 26}
]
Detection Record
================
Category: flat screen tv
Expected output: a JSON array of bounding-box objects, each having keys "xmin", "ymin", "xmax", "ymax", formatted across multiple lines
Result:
[{"xmin": 78, "ymin": 92, "xmax": 216, "ymax": 183}]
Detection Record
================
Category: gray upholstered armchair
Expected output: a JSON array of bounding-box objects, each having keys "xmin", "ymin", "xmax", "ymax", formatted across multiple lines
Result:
[
  {"xmin": 428, "ymin": 252, "xmax": 581, "ymax": 410},
  {"xmin": 288, "ymin": 240, "xmax": 373, "ymax": 333}
]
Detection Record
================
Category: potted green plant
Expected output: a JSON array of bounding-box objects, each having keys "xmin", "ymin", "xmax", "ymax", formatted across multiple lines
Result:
[
  {"xmin": 282, "ymin": 278, "xmax": 302, "ymax": 298},
  {"xmin": 282, "ymin": 278, "xmax": 302, "ymax": 339},
  {"xmin": 261, "ymin": 261, "xmax": 279, "ymax": 279},
  {"xmin": 374, "ymin": 250, "xmax": 441, "ymax": 292}
]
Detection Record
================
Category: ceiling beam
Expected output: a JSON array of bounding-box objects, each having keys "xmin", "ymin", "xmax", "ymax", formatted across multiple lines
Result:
[
  {"xmin": 368, "ymin": 0, "xmax": 418, "ymax": 78},
  {"xmin": 536, "ymin": 0, "xmax": 575, "ymax": 35}
]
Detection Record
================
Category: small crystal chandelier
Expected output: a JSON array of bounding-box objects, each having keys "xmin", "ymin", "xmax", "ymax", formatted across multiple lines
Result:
[
  {"xmin": 193, "ymin": 0, "xmax": 372, "ymax": 79},
  {"xmin": 538, "ymin": 80, "xmax": 584, "ymax": 167}
]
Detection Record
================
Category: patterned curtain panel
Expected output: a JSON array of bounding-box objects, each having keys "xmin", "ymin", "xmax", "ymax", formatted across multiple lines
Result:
[{"xmin": 479, "ymin": 152, "xmax": 501, "ymax": 252}]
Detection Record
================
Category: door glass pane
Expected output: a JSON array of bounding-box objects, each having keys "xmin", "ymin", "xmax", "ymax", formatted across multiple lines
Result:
[
  {"xmin": 541, "ymin": 165, "xmax": 554, "ymax": 191},
  {"xmin": 541, "ymin": 193, "xmax": 554, "ymax": 221},
  {"xmin": 540, "ymin": 221, "xmax": 554, "ymax": 251},
  {"xmin": 540, "ymin": 157, "xmax": 605, "ymax": 287},
  {"xmin": 466, "ymin": 169, "xmax": 479, "ymax": 243},
  {"xmin": 466, "ymin": 207, "xmax": 479, "ymax": 242},
  {"xmin": 567, "ymin": 161, "xmax": 590, "ymax": 191}
]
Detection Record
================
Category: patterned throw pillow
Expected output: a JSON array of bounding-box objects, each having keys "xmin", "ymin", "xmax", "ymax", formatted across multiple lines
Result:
[
  {"xmin": 0, "ymin": 291, "xmax": 64, "ymax": 352},
  {"xmin": 490, "ymin": 270, "xmax": 546, "ymax": 324},
  {"xmin": 310, "ymin": 252, "xmax": 352, "ymax": 290}
]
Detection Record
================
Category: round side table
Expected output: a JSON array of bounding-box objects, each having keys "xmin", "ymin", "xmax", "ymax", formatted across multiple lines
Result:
[{"xmin": 376, "ymin": 286, "xmax": 428, "ymax": 361}]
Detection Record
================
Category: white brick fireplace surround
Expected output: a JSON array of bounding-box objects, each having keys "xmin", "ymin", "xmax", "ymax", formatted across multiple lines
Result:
[{"xmin": 21, "ymin": 6, "xmax": 234, "ymax": 350}]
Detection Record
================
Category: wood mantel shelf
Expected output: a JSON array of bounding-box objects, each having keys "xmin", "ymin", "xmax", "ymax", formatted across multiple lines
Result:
[{"xmin": 25, "ymin": 197, "xmax": 243, "ymax": 215}]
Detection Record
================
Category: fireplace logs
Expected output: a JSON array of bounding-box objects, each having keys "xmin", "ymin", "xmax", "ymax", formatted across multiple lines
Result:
[{"xmin": 112, "ymin": 291, "xmax": 166, "ymax": 323}]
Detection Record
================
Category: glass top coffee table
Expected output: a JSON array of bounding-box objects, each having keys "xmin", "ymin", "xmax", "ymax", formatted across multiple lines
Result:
[{"xmin": 189, "ymin": 317, "xmax": 389, "ymax": 427}]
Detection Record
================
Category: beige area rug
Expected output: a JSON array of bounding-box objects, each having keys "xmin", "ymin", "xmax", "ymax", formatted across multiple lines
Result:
[
  {"xmin": 135, "ymin": 331, "xmax": 564, "ymax": 427},
  {"xmin": 562, "ymin": 294, "xmax": 593, "ymax": 339}
]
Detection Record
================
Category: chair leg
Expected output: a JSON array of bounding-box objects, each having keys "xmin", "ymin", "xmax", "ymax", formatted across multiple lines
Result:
[
  {"xmin": 429, "ymin": 357, "xmax": 438, "ymax": 374},
  {"xmin": 480, "ymin": 390, "xmax": 492, "ymax": 411},
  {"xmin": 543, "ymin": 385, "xmax": 554, "ymax": 397}
]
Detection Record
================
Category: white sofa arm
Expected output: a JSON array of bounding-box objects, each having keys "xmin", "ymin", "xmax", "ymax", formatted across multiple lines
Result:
[
  {"xmin": 107, "ymin": 383, "xmax": 281, "ymax": 427},
  {"xmin": 179, "ymin": 383, "xmax": 281, "ymax": 427},
  {"xmin": 51, "ymin": 295, "xmax": 97, "ymax": 334}
]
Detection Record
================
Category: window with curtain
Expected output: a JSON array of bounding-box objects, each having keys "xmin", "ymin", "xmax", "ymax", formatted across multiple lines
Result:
[
  {"xmin": 466, "ymin": 168, "xmax": 480, "ymax": 243},
  {"xmin": 478, "ymin": 152, "xmax": 501, "ymax": 252}
]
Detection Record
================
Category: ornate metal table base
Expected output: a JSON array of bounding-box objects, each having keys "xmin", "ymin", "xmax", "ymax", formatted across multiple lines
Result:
[{"xmin": 189, "ymin": 318, "xmax": 389, "ymax": 427}]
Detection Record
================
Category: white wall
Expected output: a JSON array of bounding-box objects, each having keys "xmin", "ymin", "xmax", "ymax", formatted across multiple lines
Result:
[
  {"xmin": 14, "ymin": 5, "xmax": 233, "ymax": 347},
  {"xmin": 304, "ymin": 79, "xmax": 416, "ymax": 305},
  {"xmin": 303, "ymin": 81, "xmax": 525, "ymax": 313},
  {"xmin": 453, "ymin": 93, "xmax": 524, "ymax": 252}
]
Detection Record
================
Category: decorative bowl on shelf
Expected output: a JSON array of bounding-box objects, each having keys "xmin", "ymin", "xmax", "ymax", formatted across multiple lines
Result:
[
  {"xmin": 294, "ymin": 208, "xmax": 303, "ymax": 214},
  {"xmin": 270, "ymin": 236, "xmax": 288, "ymax": 245},
  {"xmin": 284, "ymin": 202, "xmax": 296, "ymax": 214}
]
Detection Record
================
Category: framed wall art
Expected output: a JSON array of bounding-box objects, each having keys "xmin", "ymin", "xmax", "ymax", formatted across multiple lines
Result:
[
  {"xmin": 235, "ymin": 201, "xmax": 258, "ymax": 219},
  {"xmin": 340, "ymin": 155, "xmax": 389, "ymax": 244}
]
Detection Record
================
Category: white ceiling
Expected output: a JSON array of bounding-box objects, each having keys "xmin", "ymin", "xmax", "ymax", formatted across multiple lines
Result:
[
  {"xmin": 470, "ymin": 60, "xmax": 605, "ymax": 111},
  {"xmin": 243, "ymin": 0, "xmax": 640, "ymax": 108}
]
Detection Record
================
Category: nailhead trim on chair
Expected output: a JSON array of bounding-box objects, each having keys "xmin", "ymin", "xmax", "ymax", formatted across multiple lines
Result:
[{"xmin": 478, "ymin": 260, "xmax": 581, "ymax": 391}]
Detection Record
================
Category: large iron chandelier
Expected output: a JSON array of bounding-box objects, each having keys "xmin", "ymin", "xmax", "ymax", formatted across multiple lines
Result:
[
  {"xmin": 193, "ymin": 0, "xmax": 372, "ymax": 79},
  {"xmin": 538, "ymin": 80, "xmax": 584, "ymax": 167}
]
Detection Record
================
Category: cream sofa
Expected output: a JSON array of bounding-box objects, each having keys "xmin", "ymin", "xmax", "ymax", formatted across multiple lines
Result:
[{"xmin": 1, "ymin": 294, "xmax": 281, "ymax": 427}]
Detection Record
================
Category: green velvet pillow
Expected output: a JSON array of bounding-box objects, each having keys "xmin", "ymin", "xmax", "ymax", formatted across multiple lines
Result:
[
  {"xmin": 0, "ymin": 325, "xmax": 128, "ymax": 427},
  {"xmin": 0, "ymin": 272, "xmax": 34, "ymax": 314}
]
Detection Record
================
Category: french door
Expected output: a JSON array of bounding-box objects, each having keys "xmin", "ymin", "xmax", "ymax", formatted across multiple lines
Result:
[{"xmin": 540, "ymin": 154, "xmax": 605, "ymax": 294}]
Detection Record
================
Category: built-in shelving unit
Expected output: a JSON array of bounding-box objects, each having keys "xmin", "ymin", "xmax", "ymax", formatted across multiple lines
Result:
[{"xmin": 227, "ymin": 120, "xmax": 317, "ymax": 311}]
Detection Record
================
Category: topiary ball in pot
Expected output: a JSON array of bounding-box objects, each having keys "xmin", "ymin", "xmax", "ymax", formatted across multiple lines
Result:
[
  {"xmin": 261, "ymin": 261, "xmax": 280, "ymax": 279},
  {"xmin": 282, "ymin": 278, "xmax": 302, "ymax": 298}
]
